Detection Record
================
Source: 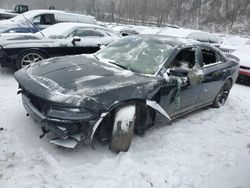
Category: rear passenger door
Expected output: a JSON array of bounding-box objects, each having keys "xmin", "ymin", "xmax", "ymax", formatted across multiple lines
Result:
[{"xmin": 198, "ymin": 46, "xmax": 228, "ymax": 104}]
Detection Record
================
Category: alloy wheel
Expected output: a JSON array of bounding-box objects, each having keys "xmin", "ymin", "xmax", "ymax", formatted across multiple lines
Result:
[{"xmin": 20, "ymin": 53, "xmax": 44, "ymax": 68}]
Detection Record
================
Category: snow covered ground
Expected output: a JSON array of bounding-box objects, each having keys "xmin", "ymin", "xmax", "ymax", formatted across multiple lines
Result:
[{"xmin": 0, "ymin": 67, "xmax": 250, "ymax": 188}]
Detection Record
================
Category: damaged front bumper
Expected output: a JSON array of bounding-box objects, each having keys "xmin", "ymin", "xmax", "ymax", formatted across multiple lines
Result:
[{"xmin": 22, "ymin": 94, "xmax": 102, "ymax": 149}]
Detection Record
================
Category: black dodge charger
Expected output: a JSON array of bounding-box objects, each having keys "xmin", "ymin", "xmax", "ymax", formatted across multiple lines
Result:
[{"xmin": 14, "ymin": 35, "xmax": 239, "ymax": 152}]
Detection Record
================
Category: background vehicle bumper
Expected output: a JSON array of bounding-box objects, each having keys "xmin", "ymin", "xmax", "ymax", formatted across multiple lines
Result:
[{"xmin": 239, "ymin": 69, "xmax": 250, "ymax": 78}]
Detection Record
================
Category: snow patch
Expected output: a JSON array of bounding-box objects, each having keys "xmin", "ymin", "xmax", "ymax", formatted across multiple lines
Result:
[
  {"xmin": 28, "ymin": 73, "xmax": 84, "ymax": 106},
  {"xmin": 113, "ymin": 105, "xmax": 136, "ymax": 133},
  {"xmin": 74, "ymin": 75, "xmax": 104, "ymax": 83}
]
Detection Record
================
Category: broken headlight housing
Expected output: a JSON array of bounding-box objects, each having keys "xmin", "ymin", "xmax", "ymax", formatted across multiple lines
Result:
[{"xmin": 47, "ymin": 106, "xmax": 96, "ymax": 121}]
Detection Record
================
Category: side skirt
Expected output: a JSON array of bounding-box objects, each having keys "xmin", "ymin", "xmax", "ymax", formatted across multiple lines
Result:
[{"xmin": 170, "ymin": 101, "xmax": 214, "ymax": 120}]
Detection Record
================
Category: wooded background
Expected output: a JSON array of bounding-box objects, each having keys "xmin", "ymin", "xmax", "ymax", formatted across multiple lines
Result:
[{"xmin": 1, "ymin": 0, "xmax": 249, "ymax": 34}]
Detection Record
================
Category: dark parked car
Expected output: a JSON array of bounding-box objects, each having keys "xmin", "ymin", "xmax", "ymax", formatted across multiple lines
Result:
[
  {"xmin": 0, "ymin": 5, "xmax": 29, "ymax": 21},
  {"xmin": 0, "ymin": 22, "xmax": 119, "ymax": 69},
  {"xmin": 14, "ymin": 35, "xmax": 239, "ymax": 152},
  {"xmin": 0, "ymin": 10, "xmax": 18, "ymax": 20}
]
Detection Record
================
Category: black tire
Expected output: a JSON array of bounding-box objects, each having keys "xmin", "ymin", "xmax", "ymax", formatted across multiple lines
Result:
[
  {"xmin": 16, "ymin": 50, "xmax": 46, "ymax": 70},
  {"xmin": 213, "ymin": 80, "xmax": 232, "ymax": 108},
  {"xmin": 110, "ymin": 105, "xmax": 136, "ymax": 153}
]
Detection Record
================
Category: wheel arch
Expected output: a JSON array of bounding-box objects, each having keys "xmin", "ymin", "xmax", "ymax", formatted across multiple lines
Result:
[
  {"xmin": 17, "ymin": 48, "xmax": 50, "ymax": 60},
  {"xmin": 15, "ymin": 48, "xmax": 51, "ymax": 69},
  {"xmin": 224, "ymin": 76, "xmax": 233, "ymax": 88},
  {"xmin": 227, "ymin": 77, "xmax": 233, "ymax": 86},
  {"xmin": 91, "ymin": 98, "xmax": 170, "ymax": 140}
]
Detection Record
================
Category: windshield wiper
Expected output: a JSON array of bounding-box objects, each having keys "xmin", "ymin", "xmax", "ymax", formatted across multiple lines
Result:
[
  {"xmin": 22, "ymin": 14, "xmax": 45, "ymax": 37},
  {"xmin": 108, "ymin": 61, "xmax": 129, "ymax": 70},
  {"xmin": 93, "ymin": 54, "xmax": 99, "ymax": 60}
]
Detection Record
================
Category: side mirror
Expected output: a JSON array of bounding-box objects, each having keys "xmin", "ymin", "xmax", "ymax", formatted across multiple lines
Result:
[
  {"xmin": 121, "ymin": 32, "xmax": 128, "ymax": 37},
  {"xmin": 72, "ymin": 37, "xmax": 81, "ymax": 45},
  {"xmin": 168, "ymin": 67, "xmax": 189, "ymax": 77}
]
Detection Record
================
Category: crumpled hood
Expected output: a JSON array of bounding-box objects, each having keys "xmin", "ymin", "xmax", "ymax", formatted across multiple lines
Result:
[{"xmin": 15, "ymin": 55, "xmax": 162, "ymax": 108}]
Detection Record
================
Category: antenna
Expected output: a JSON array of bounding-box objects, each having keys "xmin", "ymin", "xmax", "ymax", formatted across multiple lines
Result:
[{"xmin": 22, "ymin": 14, "xmax": 45, "ymax": 37}]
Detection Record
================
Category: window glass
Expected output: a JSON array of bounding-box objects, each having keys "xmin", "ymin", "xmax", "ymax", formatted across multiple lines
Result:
[
  {"xmin": 201, "ymin": 48, "xmax": 220, "ymax": 66},
  {"xmin": 71, "ymin": 29, "xmax": 104, "ymax": 37},
  {"xmin": 33, "ymin": 15, "xmax": 41, "ymax": 24},
  {"xmin": 170, "ymin": 48, "xmax": 198, "ymax": 69},
  {"xmin": 167, "ymin": 47, "xmax": 204, "ymax": 87},
  {"xmin": 96, "ymin": 36, "xmax": 173, "ymax": 75},
  {"xmin": 33, "ymin": 14, "xmax": 55, "ymax": 25},
  {"xmin": 216, "ymin": 53, "xmax": 223, "ymax": 62},
  {"xmin": 20, "ymin": 6, "xmax": 28, "ymax": 13}
]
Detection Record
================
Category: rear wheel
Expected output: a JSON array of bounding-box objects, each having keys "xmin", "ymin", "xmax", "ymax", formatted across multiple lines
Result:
[
  {"xmin": 213, "ymin": 80, "xmax": 232, "ymax": 108},
  {"xmin": 16, "ymin": 51, "xmax": 46, "ymax": 69},
  {"xmin": 110, "ymin": 104, "xmax": 136, "ymax": 153}
]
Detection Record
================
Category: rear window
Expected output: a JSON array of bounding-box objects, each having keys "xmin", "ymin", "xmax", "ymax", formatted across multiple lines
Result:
[{"xmin": 201, "ymin": 48, "xmax": 222, "ymax": 67}]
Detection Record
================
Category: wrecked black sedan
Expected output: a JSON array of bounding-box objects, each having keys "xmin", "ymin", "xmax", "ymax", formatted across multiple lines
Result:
[{"xmin": 14, "ymin": 35, "xmax": 239, "ymax": 152}]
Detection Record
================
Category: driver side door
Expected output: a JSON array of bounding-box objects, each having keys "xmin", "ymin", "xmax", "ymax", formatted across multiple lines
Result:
[
  {"xmin": 68, "ymin": 29, "xmax": 105, "ymax": 47},
  {"xmin": 59, "ymin": 28, "xmax": 101, "ymax": 54},
  {"xmin": 159, "ymin": 47, "xmax": 204, "ymax": 117}
]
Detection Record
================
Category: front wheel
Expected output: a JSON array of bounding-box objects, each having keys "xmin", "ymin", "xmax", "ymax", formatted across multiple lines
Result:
[
  {"xmin": 16, "ymin": 51, "xmax": 46, "ymax": 70},
  {"xmin": 110, "ymin": 105, "xmax": 136, "ymax": 153},
  {"xmin": 213, "ymin": 80, "xmax": 232, "ymax": 108}
]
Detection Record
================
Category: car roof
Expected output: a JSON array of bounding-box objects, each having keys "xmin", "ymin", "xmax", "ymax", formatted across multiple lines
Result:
[
  {"xmin": 139, "ymin": 34, "xmax": 202, "ymax": 47},
  {"xmin": 45, "ymin": 22, "xmax": 113, "ymax": 32},
  {"xmin": 21, "ymin": 9, "xmax": 95, "ymax": 19},
  {"xmin": 40, "ymin": 22, "xmax": 114, "ymax": 37},
  {"xmin": 157, "ymin": 28, "xmax": 219, "ymax": 42},
  {"xmin": 157, "ymin": 28, "xmax": 195, "ymax": 38}
]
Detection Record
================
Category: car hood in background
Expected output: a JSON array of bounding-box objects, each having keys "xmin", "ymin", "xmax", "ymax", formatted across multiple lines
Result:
[
  {"xmin": 15, "ymin": 55, "xmax": 162, "ymax": 109},
  {"xmin": 232, "ymin": 51, "xmax": 250, "ymax": 68},
  {"xmin": 0, "ymin": 35, "xmax": 56, "ymax": 48}
]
